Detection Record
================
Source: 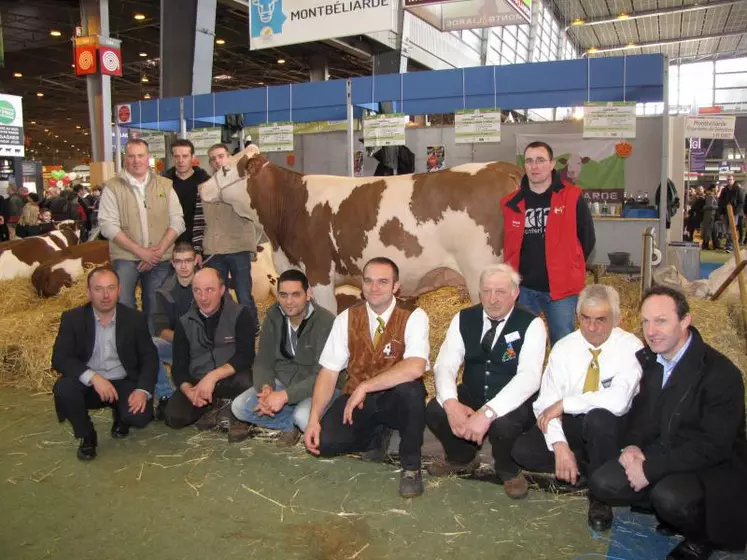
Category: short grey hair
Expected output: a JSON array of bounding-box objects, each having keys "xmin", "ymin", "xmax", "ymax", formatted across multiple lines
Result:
[
  {"xmin": 577, "ymin": 284, "xmax": 621, "ymax": 324},
  {"xmin": 480, "ymin": 264, "xmax": 521, "ymax": 292}
]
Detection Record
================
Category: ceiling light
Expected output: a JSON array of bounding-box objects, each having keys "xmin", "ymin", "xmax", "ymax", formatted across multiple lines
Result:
[
  {"xmin": 617, "ymin": 13, "xmax": 630, "ymax": 20},
  {"xmin": 141, "ymin": 76, "xmax": 149, "ymax": 82},
  {"xmin": 587, "ymin": 47, "xmax": 599, "ymax": 54},
  {"xmin": 54, "ymin": 135, "xmax": 59, "ymax": 138},
  {"xmin": 215, "ymin": 38, "xmax": 226, "ymax": 45},
  {"xmin": 277, "ymin": 58, "xmax": 286, "ymax": 64},
  {"xmin": 571, "ymin": 19, "xmax": 584, "ymax": 26},
  {"xmin": 134, "ymin": 13, "xmax": 146, "ymax": 20},
  {"xmin": 84, "ymin": 132, "xmax": 89, "ymax": 135},
  {"xmin": 625, "ymin": 42, "xmax": 637, "ymax": 48},
  {"xmin": 144, "ymin": 93, "xmax": 151, "ymax": 99},
  {"xmin": 44, "ymin": 128, "xmax": 49, "ymax": 132},
  {"xmin": 139, "ymin": 52, "xmax": 148, "ymax": 57},
  {"xmin": 258, "ymin": 81, "xmax": 265, "ymax": 85},
  {"xmin": 36, "ymin": 92, "xmax": 44, "ymax": 97},
  {"xmin": 214, "ymin": 74, "xmax": 233, "ymax": 81},
  {"xmin": 71, "ymin": 64, "xmax": 76, "ymax": 68},
  {"xmin": 13, "ymin": 72, "xmax": 22, "ymax": 78},
  {"xmin": 50, "ymin": 30, "xmax": 62, "ymax": 37},
  {"xmin": 75, "ymin": 125, "xmax": 81, "ymax": 129},
  {"xmin": 31, "ymin": 121, "xmax": 36, "ymax": 124}
]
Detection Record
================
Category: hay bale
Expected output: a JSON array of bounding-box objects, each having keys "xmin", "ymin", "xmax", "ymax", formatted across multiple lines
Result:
[{"xmin": 0, "ymin": 277, "xmax": 43, "ymax": 315}]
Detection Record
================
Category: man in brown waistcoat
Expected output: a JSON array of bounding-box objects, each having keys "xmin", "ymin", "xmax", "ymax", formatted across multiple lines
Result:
[{"xmin": 304, "ymin": 257, "xmax": 430, "ymax": 498}]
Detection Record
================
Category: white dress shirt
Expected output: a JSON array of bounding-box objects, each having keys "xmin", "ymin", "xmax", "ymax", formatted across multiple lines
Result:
[
  {"xmin": 533, "ymin": 327, "xmax": 644, "ymax": 450},
  {"xmin": 99, "ymin": 171, "xmax": 186, "ymax": 246},
  {"xmin": 433, "ymin": 307, "xmax": 547, "ymax": 417},
  {"xmin": 319, "ymin": 298, "xmax": 430, "ymax": 373}
]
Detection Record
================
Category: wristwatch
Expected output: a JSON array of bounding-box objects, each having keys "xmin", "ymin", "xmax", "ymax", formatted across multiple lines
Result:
[{"xmin": 482, "ymin": 406, "xmax": 496, "ymax": 419}]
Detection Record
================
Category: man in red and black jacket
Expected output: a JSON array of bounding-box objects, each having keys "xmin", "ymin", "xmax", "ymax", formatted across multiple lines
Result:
[{"xmin": 501, "ymin": 141, "xmax": 595, "ymax": 346}]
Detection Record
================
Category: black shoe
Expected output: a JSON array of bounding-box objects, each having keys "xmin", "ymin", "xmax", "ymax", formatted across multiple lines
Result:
[
  {"xmin": 361, "ymin": 427, "xmax": 393, "ymax": 463},
  {"xmin": 111, "ymin": 409, "xmax": 130, "ymax": 438},
  {"xmin": 587, "ymin": 497, "xmax": 613, "ymax": 532},
  {"xmin": 77, "ymin": 430, "xmax": 98, "ymax": 461},
  {"xmin": 154, "ymin": 397, "xmax": 169, "ymax": 421},
  {"xmin": 666, "ymin": 539, "xmax": 714, "ymax": 560},
  {"xmin": 656, "ymin": 522, "xmax": 681, "ymax": 537},
  {"xmin": 399, "ymin": 469, "xmax": 424, "ymax": 499}
]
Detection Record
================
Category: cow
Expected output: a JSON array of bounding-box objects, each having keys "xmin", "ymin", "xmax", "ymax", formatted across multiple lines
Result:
[
  {"xmin": 31, "ymin": 240, "xmax": 109, "ymax": 297},
  {"xmin": 0, "ymin": 224, "xmax": 81, "ymax": 281},
  {"xmin": 251, "ymin": 242, "xmax": 278, "ymax": 302},
  {"xmin": 199, "ymin": 145, "xmax": 523, "ymax": 314}
]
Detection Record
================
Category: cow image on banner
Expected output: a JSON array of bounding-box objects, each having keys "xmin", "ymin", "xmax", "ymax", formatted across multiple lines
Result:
[{"xmin": 250, "ymin": 0, "xmax": 287, "ymax": 38}]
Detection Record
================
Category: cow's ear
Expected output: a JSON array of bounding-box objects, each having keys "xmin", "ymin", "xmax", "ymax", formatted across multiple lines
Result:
[{"xmin": 236, "ymin": 155, "xmax": 250, "ymax": 178}]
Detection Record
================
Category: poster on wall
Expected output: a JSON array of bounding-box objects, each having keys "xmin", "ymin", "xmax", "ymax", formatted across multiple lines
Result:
[
  {"xmin": 363, "ymin": 114, "xmax": 406, "ymax": 147},
  {"xmin": 689, "ymin": 138, "xmax": 707, "ymax": 172},
  {"xmin": 685, "ymin": 115, "xmax": 736, "ymax": 139},
  {"xmin": 455, "ymin": 108, "xmax": 501, "ymax": 144},
  {"xmin": 0, "ymin": 93, "xmax": 24, "ymax": 157},
  {"xmin": 354, "ymin": 150, "xmax": 364, "ymax": 177},
  {"xmin": 132, "ymin": 130, "xmax": 166, "ymax": 158},
  {"xmin": 516, "ymin": 133, "xmax": 626, "ymax": 205},
  {"xmin": 259, "ymin": 122, "xmax": 294, "ymax": 152},
  {"xmin": 249, "ymin": 0, "xmax": 396, "ymax": 50},
  {"xmin": 426, "ymin": 146, "xmax": 446, "ymax": 172},
  {"xmin": 187, "ymin": 128, "xmax": 222, "ymax": 156},
  {"xmin": 583, "ymin": 102, "xmax": 636, "ymax": 139}
]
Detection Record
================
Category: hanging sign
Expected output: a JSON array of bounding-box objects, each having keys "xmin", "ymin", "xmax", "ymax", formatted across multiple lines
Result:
[
  {"xmin": 187, "ymin": 128, "xmax": 222, "ymax": 155},
  {"xmin": 258, "ymin": 122, "xmax": 294, "ymax": 152},
  {"xmin": 133, "ymin": 130, "xmax": 166, "ymax": 158},
  {"xmin": 98, "ymin": 37, "xmax": 123, "ymax": 77},
  {"xmin": 363, "ymin": 114, "xmax": 406, "ymax": 147},
  {"xmin": 117, "ymin": 104, "xmax": 132, "ymax": 125},
  {"xmin": 455, "ymin": 108, "xmax": 501, "ymax": 144},
  {"xmin": 407, "ymin": 0, "xmax": 531, "ymax": 30},
  {"xmin": 0, "ymin": 94, "xmax": 25, "ymax": 157},
  {"xmin": 689, "ymin": 138, "xmax": 707, "ymax": 173},
  {"xmin": 685, "ymin": 115, "xmax": 736, "ymax": 139},
  {"xmin": 583, "ymin": 102, "xmax": 637, "ymax": 139},
  {"xmin": 74, "ymin": 40, "xmax": 98, "ymax": 76}
]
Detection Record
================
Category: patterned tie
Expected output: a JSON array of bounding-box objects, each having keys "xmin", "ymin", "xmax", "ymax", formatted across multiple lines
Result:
[
  {"xmin": 481, "ymin": 319, "xmax": 504, "ymax": 355},
  {"xmin": 372, "ymin": 316, "xmax": 386, "ymax": 348},
  {"xmin": 583, "ymin": 348, "xmax": 602, "ymax": 393}
]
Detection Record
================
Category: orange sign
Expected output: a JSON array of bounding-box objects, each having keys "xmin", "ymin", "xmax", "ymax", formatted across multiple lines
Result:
[
  {"xmin": 698, "ymin": 106, "xmax": 722, "ymax": 114},
  {"xmin": 74, "ymin": 45, "xmax": 98, "ymax": 75}
]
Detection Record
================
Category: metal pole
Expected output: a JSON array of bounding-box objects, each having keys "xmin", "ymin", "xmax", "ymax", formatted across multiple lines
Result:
[
  {"xmin": 179, "ymin": 98, "xmax": 187, "ymax": 139},
  {"xmin": 114, "ymin": 122, "xmax": 122, "ymax": 172},
  {"xmin": 658, "ymin": 57, "xmax": 670, "ymax": 260},
  {"xmin": 346, "ymin": 79, "xmax": 354, "ymax": 177}
]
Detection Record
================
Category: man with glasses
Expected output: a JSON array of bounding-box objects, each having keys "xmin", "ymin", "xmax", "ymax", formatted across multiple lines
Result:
[{"xmin": 501, "ymin": 141, "xmax": 595, "ymax": 345}]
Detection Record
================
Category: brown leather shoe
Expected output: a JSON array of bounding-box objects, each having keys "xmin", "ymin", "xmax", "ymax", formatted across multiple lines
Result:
[
  {"xmin": 276, "ymin": 427, "xmax": 301, "ymax": 447},
  {"xmin": 195, "ymin": 401, "xmax": 224, "ymax": 431},
  {"xmin": 426, "ymin": 455, "xmax": 481, "ymax": 477},
  {"xmin": 503, "ymin": 473, "xmax": 529, "ymax": 500},
  {"xmin": 227, "ymin": 419, "xmax": 252, "ymax": 444}
]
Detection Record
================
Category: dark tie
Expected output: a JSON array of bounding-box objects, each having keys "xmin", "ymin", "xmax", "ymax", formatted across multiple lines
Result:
[{"xmin": 481, "ymin": 318, "xmax": 504, "ymax": 354}]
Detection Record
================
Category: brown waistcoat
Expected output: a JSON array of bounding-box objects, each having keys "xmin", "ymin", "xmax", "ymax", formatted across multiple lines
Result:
[{"xmin": 343, "ymin": 302, "xmax": 413, "ymax": 394}]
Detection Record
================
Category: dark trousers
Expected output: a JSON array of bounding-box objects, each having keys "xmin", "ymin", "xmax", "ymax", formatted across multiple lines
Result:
[
  {"xmin": 53, "ymin": 376, "xmax": 153, "ymax": 439},
  {"xmin": 318, "ymin": 379, "xmax": 427, "ymax": 471},
  {"xmin": 425, "ymin": 384, "xmax": 535, "ymax": 479},
  {"xmin": 511, "ymin": 409, "xmax": 623, "ymax": 481},
  {"xmin": 590, "ymin": 461, "xmax": 706, "ymax": 541},
  {"xmin": 164, "ymin": 372, "xmax": 252, "ymax": 429}
]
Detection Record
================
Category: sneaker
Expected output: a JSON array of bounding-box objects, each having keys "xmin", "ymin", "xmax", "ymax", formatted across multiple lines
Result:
[
  {"xmin": 426, "ymin": 455, "xmax": 480, "ymax": 477},
  {"xmin": 361, "ymin": 427, "xmax": 393, "ymax": 463},
  {"xmin": 276, "ymin": 427, "xmax": 301, "ymax": 447},
  {"xmin": 77, "ymin": 430, "xmax": 98, "ymax": 461},
  {"xmin": 399, "ymin": 469, "xmax": 424, "ymax": 499},
  {"xmin": 503, "ymin": 473, "xmax": 529, "ymax": 500},
  {"xmin": 154, "ymin": 397, "xmax": 169, "ymax": 421}
]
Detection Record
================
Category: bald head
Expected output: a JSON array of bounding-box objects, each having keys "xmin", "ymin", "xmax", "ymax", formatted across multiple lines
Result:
[{"xmin": 192, "ymin": 267, "xmax": 226, "ymax": 315}]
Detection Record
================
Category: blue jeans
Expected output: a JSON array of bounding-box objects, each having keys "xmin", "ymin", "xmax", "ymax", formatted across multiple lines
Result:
[
  {"xmin": 231, "ymin": 380, "xmax": 339, "ymax": 433},
  {"xmin": 112, "ymin": 259, "xmax": 171, "ymax": 335},
  {"xmin": 152, "ymin": 336, "xmax": 174, "ymax": 400},
  {"xmin": 206, "ymin": 251, "xmax": 258, "ymax": 331},
  {"xmin": 518, "ymin": 287, "xmax": 578, "ymax": 346}
]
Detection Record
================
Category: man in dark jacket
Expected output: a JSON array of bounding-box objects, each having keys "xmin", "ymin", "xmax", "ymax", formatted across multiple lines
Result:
[
  {"xmin": 164, "ymin": 267, "xmax": 254, "ymax": 442},
  {"xmin": 162, "ymin": 139, "xmax": 210, "ymax": 266},
  {"xmin": 501, "ymin": 141, "xmax": 596, "ymax": 345},
  {"xmin": 5, "ymin": 185, "xmax": 25, "ymax": 239},
  {"xmin": 231, "ymin": 269, "xmax": 336, "ymax": 446},
  {"xmin": 51, "ymin": 267, "xmax": 158, "ymax": 461},
  {"xmin": 590, "ymin": 285, "xmax": 747, "ymax": 560}
]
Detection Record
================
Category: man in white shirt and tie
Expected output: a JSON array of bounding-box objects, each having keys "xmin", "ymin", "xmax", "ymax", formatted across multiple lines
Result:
[
  {"xmin": 426, "ymin": 264, "xmax": 547, "ymax": 499},
  {"xmin": 511, "ymin": 284, "xmax": 643, "ymax": 531}
]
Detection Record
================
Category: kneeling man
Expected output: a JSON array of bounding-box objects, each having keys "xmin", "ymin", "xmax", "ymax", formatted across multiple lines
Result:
[
  {"xmin": 512, "ymin": 284, "xmax": 643, "ymax": 530},
  {"xmin": 304, "ymin": 257, "xmax": 430, "ymax": 499},
  {"xmin": 164, "ymin": 267, "xmax": 254, "ymax": 442},
  {"xmin": 231, "ymin": 269, "xmax": 335, "ymax": 446},
  {"xmin": 590, "ymin": 286, "xmax": 747, "ymax": 559},
  {"xmin": 52, "ymin": 266, "xmax": 158, "ymax": 460},
  {"xmin": 426, "ymin": 264, "xmax": 547, "ymax": 499}
]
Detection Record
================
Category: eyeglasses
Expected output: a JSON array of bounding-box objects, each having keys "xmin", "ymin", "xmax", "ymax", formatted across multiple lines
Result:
[
  {"xmin": 525, "ymin": 157, "xmax": 549, "ymax": 167},
  {"xmin": 173, "ymin": 258, "xmax": 195, "ymax": 265}
]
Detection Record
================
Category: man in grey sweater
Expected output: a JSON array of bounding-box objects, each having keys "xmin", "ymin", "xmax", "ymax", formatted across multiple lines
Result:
[{"xmin": 231, "ymin": 269, "xmax": 336, "ymax": 446}]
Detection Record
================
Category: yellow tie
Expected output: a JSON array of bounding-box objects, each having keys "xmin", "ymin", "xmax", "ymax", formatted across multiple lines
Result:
[
  {"xmin": 373, "ymin": 316, "xmax": 385, "ymax": 348},
  {"xmin": 583, "ymin": 349, "xmax": 602, "ymax": 393}
]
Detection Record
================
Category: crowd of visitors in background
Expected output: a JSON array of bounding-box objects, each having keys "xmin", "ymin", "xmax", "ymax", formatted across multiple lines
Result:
[{"xmin": 684, "ymin": 174, "xmax": 746, "ymax": 251}]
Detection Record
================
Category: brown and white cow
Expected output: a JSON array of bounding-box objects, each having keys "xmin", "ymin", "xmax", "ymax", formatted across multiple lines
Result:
[
  {"xmin": 200, "ymin": 145, "xmax": 522, "ymax": 313},
  {"xmin": 31, "ymin": 240, "xmax": 109, "ymax": 297},
  {"xmin": 0, "ymin": 224, "xmax": 81, "ymax": 281}
]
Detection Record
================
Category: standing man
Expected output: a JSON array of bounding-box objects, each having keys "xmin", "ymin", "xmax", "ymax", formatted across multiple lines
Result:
[
  {"xmin": 98, "ymin": 139, "xmax": 185, "ymax": 333},
  {"xmin": 163, "ymin": 139, "xmax": 210, "ymax": 265},
  {"xmin": 304, "ymin": 258, "xmax": 430, "ymax": 499},
  {"xmin": 700, "ymin": 184, "xmax": 719, "ymax": 250},
  {"xmin": 501, "ymin": 141, "xmax": 596, "ymax": 344},
  {"xmin": 51, "ymin": 267, "xmax": 158, "ymax": 461},
  {"xmin": 151, "ymin": 241, "xmax": 199, "ymax": 419},
  {"xmin": 202, "ymin": 143, "xmax": 262, "ymax": 333},
  {"xmin": 590, "ymin": 286, "xmax": 747, "ymax": 559},
  {"xmin": 4, "ymin": 184, "xmax": 25, "ymax": 239},
  {"xmin": 511, "ymin": 284, "xmax": 643, "ymax": 531},
  {"xmin": 723, "ymin": 174, "xmax": 745, "ymax": 250},
  {"xmin": 426, "ymin": 264, "xmax": 547, "ymax": 499},
  {"xmin": 164, "ymin": 268, "xmax": 254, "ymax": 443},
  {"xmin": 231, "ymin": 269, "xmax": 336, "ymax": 446}
]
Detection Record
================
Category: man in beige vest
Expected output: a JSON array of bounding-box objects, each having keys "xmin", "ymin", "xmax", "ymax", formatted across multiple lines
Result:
[
  {"xmin": 99, "ymin": 139, "xmax": 185, "ymax": 333},
  {"xmin": 202, "ymin": 143, "xmax": 261, "ymax": 332}
]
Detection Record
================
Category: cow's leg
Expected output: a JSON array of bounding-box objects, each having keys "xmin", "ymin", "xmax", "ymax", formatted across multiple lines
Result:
[{"xmin": 311, "ymin": 283, "xmax": 337, "ymax": 315}]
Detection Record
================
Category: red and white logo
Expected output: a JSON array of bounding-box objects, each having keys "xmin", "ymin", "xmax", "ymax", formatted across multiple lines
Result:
[
  {"xmin": 74, "ymin": 45, "xmax": 98, "ymax": 75},
  {"xmin": 99, "ymin": 46, "xmax": 122, "ymax": 77}
]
